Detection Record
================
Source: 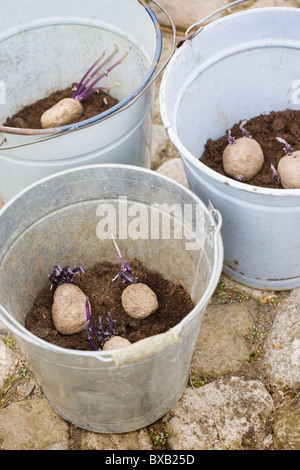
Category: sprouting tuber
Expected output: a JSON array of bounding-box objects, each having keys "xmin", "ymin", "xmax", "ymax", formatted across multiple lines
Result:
[
  {"xmin": 49, "ymin": 264, "xmax": 87, "ymax": 335},
  {"xmin": 48, "ymin": 234, "xmax": 160, "ymax": 350},
  {"xmin": 274, "ymin": 137, "xmax": 300, "ymax": 189},
  {"xmin": 49, "ymin": 264, "xmax": 84, "ymax": 288},
  {"xmin": 40, "ymin": 47, "xmax": 128, "ymax": 129},
  {"xmin": 222, "ymin": 120, "xmax": 264, "ymax": 182}
]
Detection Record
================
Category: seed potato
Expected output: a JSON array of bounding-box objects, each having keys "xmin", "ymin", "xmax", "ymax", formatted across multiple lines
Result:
[
  {"xmin": 41, "ymin": 97, "xmax": 83, "ymax": 128},
  {"xmin": 52, "ymin": 283, "xmax": 89, "ymax": 335}
]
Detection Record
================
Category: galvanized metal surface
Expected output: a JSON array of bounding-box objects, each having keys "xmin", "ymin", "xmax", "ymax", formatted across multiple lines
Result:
[
  {"xmin": 0, "ymin": 164, "xmax": 223, "ymax": 433},
  {"xmin": 160, "ymin": 7, "xmax": 300, "ymax": 290}
]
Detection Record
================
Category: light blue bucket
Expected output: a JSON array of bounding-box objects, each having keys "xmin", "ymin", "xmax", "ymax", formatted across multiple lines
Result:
[{"xmin": 160, "ymin": 6, "xmax": 300, "ymax": 291}]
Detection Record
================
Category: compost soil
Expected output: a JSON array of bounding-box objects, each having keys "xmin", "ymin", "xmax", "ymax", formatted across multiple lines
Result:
[
  {"xmin": 25, "ymin": 261, "xmax": 195, "ymax": 351},
  {"xmin": 200, "ymin": 109, "xmax": 300, "ymax": 189},
  {"xmin": 3, "ymin": 86, "xmax": 118, "ymax": 129}
]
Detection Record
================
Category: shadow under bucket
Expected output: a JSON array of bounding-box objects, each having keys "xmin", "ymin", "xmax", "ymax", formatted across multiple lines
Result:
[
  {"xmin": 0, "ymin": 164, "xmax": 223, "ymax": 433},
  {"xmin": 0, "ymin": 0, "xmax": 175, "ymax": 202},
  {"xmin": 160, "ymin": 7, "xmax": 300, "ymax": 291}
]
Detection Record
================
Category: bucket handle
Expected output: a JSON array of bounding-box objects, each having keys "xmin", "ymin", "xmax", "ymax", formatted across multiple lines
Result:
[
  {"xmin": 177, "ymin": 0, "xmax": 249, "ymax": 47},
  {"xmin": 0, "ymin": 0, "xmax": 176, "ymax": 151},
  {"xmin": 135, "ymin": 0, "xmax": 176, "ymax": 91}
]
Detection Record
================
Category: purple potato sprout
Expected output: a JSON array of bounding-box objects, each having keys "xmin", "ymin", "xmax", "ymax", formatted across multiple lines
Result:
[
  {"xmin": 226, "ymin": 118, "xmax": 251, "ymax": 144},
  {"xmin": 85, "ymin": 297, "xmax": 119, "ymax": 350},
  {"xmin": 239, "ymin": 120, "xmax": 251, "ymax": 138},
  {"xmin": 40, "ymin": 46, "xmax": 129, "ymax": 128},
  {"xmin": 85, "ymin": 297, "xmax": 102, "ymax": 350},
  {"xmin": 49, "ymin": 264, "xmax": 84, "ymax": 290},
  {"xmin": 270, "ymin": 163, "xmax": 280, "ymax": 183},
  {"xmin": 72, "ymin": 46, "xmax": 129, "ymax": 102},
  {"xmin": 98, "ymin": 312, "xmax": 118, "ymax": 348},
  {"xmin": 276, "ymin": 137, "xmax": 293, "ymax": 156},
  {"xmin": 227, "ymin": 129, "xmax": 236, "ymax": 145},
  {"xmin": 111, "ymin": 234, "xmax": 138, "ymax": 284}
]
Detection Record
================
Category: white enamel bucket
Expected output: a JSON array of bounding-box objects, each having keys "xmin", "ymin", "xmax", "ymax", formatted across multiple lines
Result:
[{"xmin": 0, "ymin": 0, "xmax": 175, "ymax": 202}]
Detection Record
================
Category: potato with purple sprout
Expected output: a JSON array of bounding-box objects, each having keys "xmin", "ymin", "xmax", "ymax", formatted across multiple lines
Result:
[
  {"xmin": 49, "ymin": 264, "xmax": 88, "ymax": 335},
  {"xmin": 49, "ymin": 235, "xmax": 159, "ymax": 351},
  {"xmin": 222, "ymin": 120, "xmax": 264, "ymax": 182},
  {"xmin": 85, "ymin": 299, "xmax": 131, "ymax": 351},
  {"xmin": 111, "ymin": 235, "xmax": 159, "ymax": 319},
  {"xmin": 84, "ymin": 236, "xmax": 159, "ymax": 351}
]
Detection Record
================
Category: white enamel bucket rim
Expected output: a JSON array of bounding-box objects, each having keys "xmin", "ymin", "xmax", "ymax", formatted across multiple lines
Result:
[
  {"xmin": 0, "ymin": 163, "xmax": 223, "ymax": 364},
  {"xmin": 0, "ymin": 0, "xmax": 168, "ymax": 140},
  {"xmin": 160, "ymin": 6, "xmax": 300, "ymax": 198}
]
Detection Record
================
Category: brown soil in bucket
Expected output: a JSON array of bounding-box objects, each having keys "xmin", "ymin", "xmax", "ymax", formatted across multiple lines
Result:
[
  {"xmin": 25, "ymin": 261, "xmax": 195, "ymax": 351},
  {"xmin": 200, "ymin": 109, "xmax": 300, "ymax": 189},
  {"xmin": 3, "ymin": 86, "xmax": 118, "ymax": 129}
]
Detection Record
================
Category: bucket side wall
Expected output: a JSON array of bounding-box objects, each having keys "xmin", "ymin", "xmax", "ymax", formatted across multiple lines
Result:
[
  {"xmin": 12, "ymin": 315, "xmax": 201, "ymax": 433},
  {"xmin": 182, "ymin": 156, "xmax": 300, "ymax": 290}
]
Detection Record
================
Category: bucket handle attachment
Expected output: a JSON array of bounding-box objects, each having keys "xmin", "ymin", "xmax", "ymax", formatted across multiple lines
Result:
[
  {"xmin": 208, "ymin": 202, "xmax": 222, "ymax": 240},
  {"xmin": 0, "ymin": 0, "xmax": 176, "ymax": 151},
  {"xmin": 177, "ymin": 0, "xmax": 249, "ymax": 47}
]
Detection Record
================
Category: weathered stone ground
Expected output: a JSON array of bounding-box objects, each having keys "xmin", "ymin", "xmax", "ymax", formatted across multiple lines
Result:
[{"xmin": 0, "ymin": 0, "xmax": 299, "ymax": 450}]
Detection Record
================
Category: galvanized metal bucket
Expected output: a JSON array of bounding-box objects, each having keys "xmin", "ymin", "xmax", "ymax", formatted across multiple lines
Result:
[
  {"xmin": 0, "ymin": 164, "xmax": 223, "ymax": 433},
  {"xmin": 160, "ymin": 6, "xmax": 300, "ymax": 291},
  {"xmin": 0, "ymin": 0, "xmax": 175, "ymax": 202}
]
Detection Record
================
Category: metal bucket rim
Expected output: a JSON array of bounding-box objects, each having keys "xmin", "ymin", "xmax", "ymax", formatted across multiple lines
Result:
[
  {"xmin": 160, "ymin": 6, "xmax": 300, "ymax": 197},
  {"xmin": 0, "ymin": 1, "xmax": 163, "ymax": 137},
  {"xmin": 0, "ymin": 163, "xmax": 223, "ymax": 362}
]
